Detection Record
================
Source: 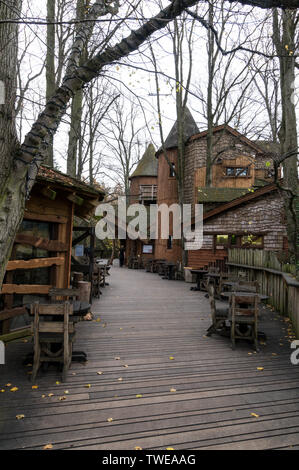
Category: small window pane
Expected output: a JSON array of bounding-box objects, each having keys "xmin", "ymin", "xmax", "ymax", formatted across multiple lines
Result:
[{"xmin": 216, "ymin": 235, "xmax": 229, "ymax": 245}]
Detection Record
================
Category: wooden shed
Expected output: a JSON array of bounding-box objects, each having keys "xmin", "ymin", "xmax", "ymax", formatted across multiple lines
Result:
[{"xmin": 0, "ymin": 166, "xmax": 105, "ymax": 341}]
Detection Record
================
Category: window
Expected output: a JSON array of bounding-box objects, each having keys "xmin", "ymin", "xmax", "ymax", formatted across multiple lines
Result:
[
  {"xmin": 225, "ymin": 167, "xmax": 250, "ymax": 177},
  {"xmin": 214, "ymin": 234, "xmax": 264, "ymax": 250},
  {"xmin": 265, "ymin": 168, "xmax": 275, "ymax": 179},
  {"xmin": 169, "ymin": 163, "xmax": 176, "ymax": 178},
  {"xmin": 241, "ymin": 234, "xmax": 263, "ymax": 248},
  {"xmin": 139, "ymin": 185, "xmax": 157, "ymax": 204},
  {"xmin": 143, "ymin": 245, "xmax": 153, "ymax": 254},
  {"xmin": 216, "ymin": 235, "xmax": 229, "ymax": 246},
  {"xmin": 167, "ymin": 236, "xmax": 173, "ymax": 250}
]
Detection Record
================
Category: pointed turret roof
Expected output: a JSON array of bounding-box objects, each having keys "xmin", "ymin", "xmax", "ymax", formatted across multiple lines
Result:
[
  {"xmin": 130, "ymin": 143, "xmax": 158, "ymax": 179},
  {"xmin": 158, "ymin": 107, "xmax": 199, "ymax": 153}
]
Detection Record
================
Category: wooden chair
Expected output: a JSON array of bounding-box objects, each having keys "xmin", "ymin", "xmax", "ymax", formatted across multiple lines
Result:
[
  {"xmin": 206, "ymin": 284, "xmax": 229, "ymax": 336},
  {"xmin": 230, "ymin": 294, "xmax": 259, "ymax": 351},
  {"xmin": 31, "ymin": 301, "xmax": 75, "ymax": 382},
  {"xmin": 48, "ymin": 287, "xmax": 80, "ymax": 302},
  {"xmin": 92, "ymin": 266, "xmax": 102, "ymax": 299},
  {"xmin": 238, "ymin": 280, "xmax": 259, "ymax": 293}
]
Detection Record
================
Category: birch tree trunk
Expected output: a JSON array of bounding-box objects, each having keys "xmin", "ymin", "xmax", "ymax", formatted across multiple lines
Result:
[
  {"xmin": 45, "ymin": 0, "xmax": 56, "ymax": 167},
  {"xmin": 273, "ymin": 8, "xmax": 298, "ymax": 262},
  {"xmin": 0, "ymin": 0, "xmax": 24, "ymax": 287}
]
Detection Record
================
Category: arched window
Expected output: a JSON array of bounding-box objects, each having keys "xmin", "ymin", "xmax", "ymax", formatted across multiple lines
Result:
[{"xmin": 0, "ymin": 80, "xmax": 5, "ymax": 104}]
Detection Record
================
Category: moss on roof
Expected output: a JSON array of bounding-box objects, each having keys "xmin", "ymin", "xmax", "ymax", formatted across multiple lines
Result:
[
  {"xmin": 37, "ymin": 165, "xmax": 105, "ymax": 197},
  {"xmin": 198, "ymin": 187, "xmax": 253, "ymax": 203},
  {"xmin": 130, "ymin": 144, "xmax": 157, "ymax": 178}
]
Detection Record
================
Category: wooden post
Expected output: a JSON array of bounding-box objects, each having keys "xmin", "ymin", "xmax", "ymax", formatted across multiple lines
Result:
[
  {"xmin": 77, "ymin": 281, "xmax": 91, "ymax": 302},
  {"xmin": 73, "ymin": 272, "xmax": 84, "ymax": 288}
]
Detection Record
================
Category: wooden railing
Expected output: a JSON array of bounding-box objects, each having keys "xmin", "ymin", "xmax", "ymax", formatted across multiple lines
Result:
[{"xmin": 228, "ymin": 248, "xmax": 299, "ymax": 337}]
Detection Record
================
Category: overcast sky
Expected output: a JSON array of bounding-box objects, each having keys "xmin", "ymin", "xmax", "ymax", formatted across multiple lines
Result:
[{"xmin": 16, "ymin": 0, "xmax": 298, "ymax": 188}]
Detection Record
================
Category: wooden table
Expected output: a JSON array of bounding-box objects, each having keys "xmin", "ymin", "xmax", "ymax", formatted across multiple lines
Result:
[
  {"xmin": 220, "ymin": 292, "xmax": 269, "ymax": 302},
  {"xmin": 190, "ymin": 270, "xmax": 209, "ymax": 291}
]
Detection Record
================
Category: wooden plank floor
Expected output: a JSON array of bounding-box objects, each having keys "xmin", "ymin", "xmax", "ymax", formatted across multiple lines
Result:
[{"xmin": 0, "ymin": 266, "xmax": 299, "ymax": 450}]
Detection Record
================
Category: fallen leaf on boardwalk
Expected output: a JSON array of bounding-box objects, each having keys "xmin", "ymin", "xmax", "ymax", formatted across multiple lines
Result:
[
  {"xmin": 169, "ymin": 357, "xmax": 175, "ymax": 360},
  {"xmin": 107, "ymin": 418, "xmax": 113, "ymax": 422},
  {"xmin": 84, "ymin": 313, "xmax": 93, "ymax": 321},
  {"xmin": 123, "ymin": 365, "xmax": 129, "ymax": 368},
  {"xmin": 43, "ymin": 444, "xmax": 53, "ymax": 450},
  {"xmin": 257, "ymin": 367, "xmax": 264, "ymax": 371},
  {"xmin": 64, "ymin": 390, "xmax": 69, "ymax": 394},
  {"xmin": 48, "ymin": 393, "xmax": 54, "ymax": 397},
  {"xmin": 248, "ymin": 352, "xmax": 252, "ymax": 355},
  {"xmin": 115, "ymin": 357, "xmax": 120, "ymax": 360},
  {"xmin": 0, "ymin": 390, "xmax": 5, "ymax": 393},
  {"xmin": 170, "ymin": 388, "xmax": 177, "ymax": 393},
  {"xmin": 118, "ymin": 378, "xmax": 123, "ymax": 382},
  {"xmin": 97, "ymin": 371, "xmax": 103, "ymax": 375},
  {"xmin": 32, "ymin": 385, "xmax": 39, "ymax": 389},
  {"xmin": 59, "ymin": 396, "xmax": 67, "ymax": 401},
  {"xmin": 272, "ymin": 353, "xmax": 278, "ymax": 356},
  {"xmin": 10, "ymin": 387, "xmax": 18, "ymax": 392},
  {"xmin": 85, "ymin": 384, "xmax": 91, "ymax": 388},
  {"xmin": 202, "ymin": 335, "xmax": 207, "ymax": 339},
  {"xmin": 56, "ymin": 381, "xmax": 60, "ymax": 385},
  {"xmin": 5, "ymin": 383, "xmax": 11, "ymax": 387},
  {"xmin": 166, "ymin": 447, "xmax": 174, "ymax": 450},
  {"xmin": 120, "ymin": 328, "xmax": 123, "ymax": 330},
  {"xmin": 16, "ymin": 415, "xmax": 25, "ymax": 420},
  {"xmin": 41, "ymin": 395, "xmax": 46, "ymax": 398},
  {"xmin": 136, "ymin": 394, "xmax": 143, "ymax": 398},
  {"xmin": 134, "ymin": 447, "xmax": 143, "ymax": 450},
  {"xmin": 251, "ymin": 413, "xmax": 259, "ymax": 418},
  {"xmin": 96, "ymin": 318, "xmax": 101, "ymax": 322},
  {"xmin": 26, "ymin": 363, "xmax": 32, "ymax": 367}
]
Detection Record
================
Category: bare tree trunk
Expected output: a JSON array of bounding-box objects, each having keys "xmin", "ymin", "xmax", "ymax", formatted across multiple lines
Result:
[
  {"xmin": 205, "ymin": 1, "xmax": 215, "ymax": 187},
  {"xmin": 45, "ymin": 0, "xmax": 56, "ymax": 167},
  {"xmin": 0, "ymin": 0, "xmax": 24, "ymax": 286},
  {"xmin": 67, "ymin": 0, "xmax": 86, "ymax": 177},
  {"xmin": 273, "ymin": 8, "xmax": 298, "ymax": 262}
]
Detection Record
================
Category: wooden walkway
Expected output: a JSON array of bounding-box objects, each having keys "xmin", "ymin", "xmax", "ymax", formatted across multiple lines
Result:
[{"xmin": 1, "ymin": 267, "xmax": 299, "ymax": 450}]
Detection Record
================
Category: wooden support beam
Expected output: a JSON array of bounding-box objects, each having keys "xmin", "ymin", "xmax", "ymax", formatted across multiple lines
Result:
[
  {"xmin": 67, "ymin": 193, "xmax": 84, "ymax": 206},
  {"xmin": 72, "ymin": 231, "xmax": 90, "ymax": 247},
  {"xmin": 0, "ymin": 307, "xmax": 27, "ymax": 322},
  {"xmin": 0, "ymin": 327, "xmax": 32, "ymax": 344},
  {"xmin": 40, "ymin": 186, "xmax": 57, "ymax": 201},
  {"xmin": 6, "ymin": 257, "xmax": 65, "ymax": 271},
  {"xmin": 1, "ymin": 285, "xmax": 52, "ymax": 295},
  {"xmin": 15, "ymin": 234, "xmax": 68, "ymax": 252},
  {"xmin": 24, "ymin": 211, "xmax": 68, "ymax": 224}
]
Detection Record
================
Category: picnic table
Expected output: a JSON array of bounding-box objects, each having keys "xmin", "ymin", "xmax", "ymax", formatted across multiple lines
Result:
[{"xmin": 190, "ymin": 269, "xmax": 209, "ymax": 291}]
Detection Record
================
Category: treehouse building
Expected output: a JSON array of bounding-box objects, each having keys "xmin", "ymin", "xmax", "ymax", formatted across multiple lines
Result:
[
  {"xmin": 0, "ymin": 166, "xmax": 105, "ymax": 341},
  {"xmin": 125, "ymin": 144, "xmax": 158, "ymax": 265},
  {"xmin": 153, "ymin": 115, "xmax": 286, "ymax": 269}
]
